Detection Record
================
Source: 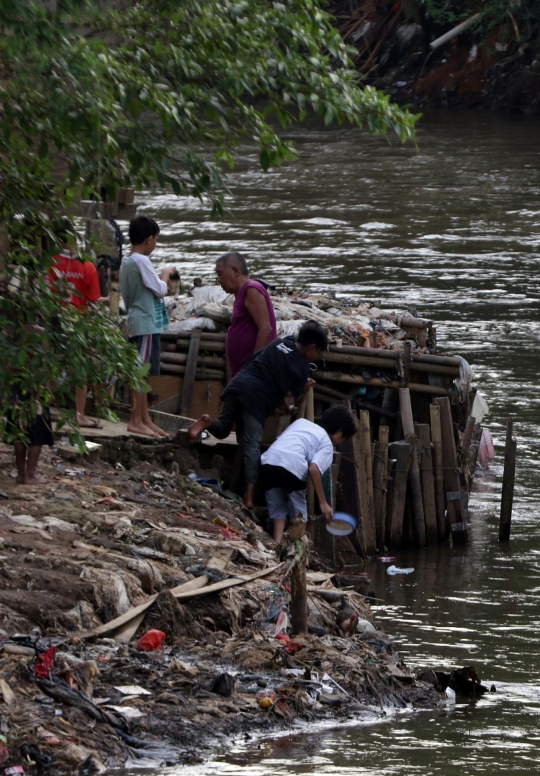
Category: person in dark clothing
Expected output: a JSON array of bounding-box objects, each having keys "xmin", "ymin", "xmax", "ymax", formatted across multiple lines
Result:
[{"xmin": 188, "ymin": 321, "xmax": 328, "ymax": 508}]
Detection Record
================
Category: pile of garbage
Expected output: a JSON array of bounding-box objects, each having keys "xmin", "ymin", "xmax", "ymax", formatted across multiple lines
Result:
[
  {"xmin": 0, "ymin": 440, "xmax": 443, "ymax": 774},
  {"xmin": 164, "ymin": 285, "xmax": 435, "ymax": 352}
]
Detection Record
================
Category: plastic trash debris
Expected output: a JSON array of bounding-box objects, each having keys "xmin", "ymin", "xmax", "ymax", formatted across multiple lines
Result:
[
  {"xmin": 34, "ymin": 647, "xmax": 56, "ymax": 680},
  {"xmin": 136, "ymin": 629, "xmax": 166, "ymax": 652},
  {"xmin": 114, "ymin": 685, "xmax": 152, "ymax": 696},
  {"xmin": 210, "ymin": 672, "xmax": 236, "ymax": 697},
  {"xmin": 478, "ymin": 428, "xmax": 495, "ymax": 468},
  {"xmin": 5, "ymin": 767, "xmax": 25, "ymax": 775},
  {"xmin": 386, "ymin": 565, "xmax": 414, "ymax": 575},
  {"xmin": 356, "ymin": 619, "xmax": 377, "ymax": 634},
  {"xmin": 378, "ymin": 556, "xmax": 396, "ymax": 563},
  {"xmin": 282, "ymin": 642, "xmax": 304, "ymax": 655},
  {"xmin": 445, "ymin": 686, "xmax": 456, "ymax": 701},
  {"xmin": 0, "ymin": 741, "xmax": 9, "ymax": 767}
]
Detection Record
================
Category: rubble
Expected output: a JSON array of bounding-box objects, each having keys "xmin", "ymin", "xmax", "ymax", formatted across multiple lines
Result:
[{"xmin": 0, "ymin": 440, "xmax": 444, "ymax": 774}]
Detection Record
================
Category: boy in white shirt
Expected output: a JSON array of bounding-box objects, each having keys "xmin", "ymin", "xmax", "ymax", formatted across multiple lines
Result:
[{"xmin": 260, "ymin": 405, "xmax": 357, "ymax": 542}]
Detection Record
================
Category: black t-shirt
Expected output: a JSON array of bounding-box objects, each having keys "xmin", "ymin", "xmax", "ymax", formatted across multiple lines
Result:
[{"xmin": 223, "ymin": 336, "xmax": 309, "ymax": 424}]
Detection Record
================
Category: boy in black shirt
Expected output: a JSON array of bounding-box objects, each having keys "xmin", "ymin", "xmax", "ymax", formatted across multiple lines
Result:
[{"xmin": 189, "ymin": 321, "xmax": 328, "ymax": 508}]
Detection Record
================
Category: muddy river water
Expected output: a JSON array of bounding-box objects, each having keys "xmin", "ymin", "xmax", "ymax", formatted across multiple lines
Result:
[{"xmin": 142, "ymin": 111, "xmax": 540, "ymax": 775}]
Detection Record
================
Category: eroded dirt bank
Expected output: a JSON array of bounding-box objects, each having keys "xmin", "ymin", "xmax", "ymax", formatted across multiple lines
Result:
[{"xmin": 0, "ymin": 438, "xmax": 442, "ymax": 774}]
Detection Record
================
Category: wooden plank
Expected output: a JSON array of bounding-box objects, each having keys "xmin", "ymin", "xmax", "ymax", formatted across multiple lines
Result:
[
  {"xmin": 415, "ymin": 423, "xmax": 438, "ymax": 544},
  {"xmin": 399, "ymin": 389, "xmax": 426, "ymax": 547},
  {"xmin": 435, "ymin": 397, "xmax": 465, "ymax": 527},
  {"xmin": 430, "ymin": 403, "xmax": 448, "ymax": 542},
  {"xmin": 352, "ymin": 419, "xmax": 376, "ymax": 556},
  {"xmin": 305, "ymin": 388, "xmax": 315, "ymax": 518},
  {"xmin": 499, "ymin": 418, "xmax": 517, "ymax": 542},
  {"xmin": 359, "ymin": 410, "xmax": 376, "ymax": 550},
  {"xmin": 374, "ymin": 425, "xmax": 389, "ymax": 552},
  {"xmin": 180, "ymin": 329, "xmax": 202, "ymax": 415},
  {"xmin": 315, "ymin": 371, "xmax": 450, "ymax": 396},
  {"xmin": 386, "ymin": 441, "xmax": 412, "ymax": 549},
  {"xmin": 207, "ymin": 547, "xmax": 234, "ymax": 573},
  {"xmin": 79, "ymin": 575, "xmax": 210, "ymax": 639},
  {"xmin": 172, "ymin": 564, "xmax": 281, "ymax": 602},
  {"xmin": 114, "ymin": 612, "xmax": 146, "ymax": 644}
]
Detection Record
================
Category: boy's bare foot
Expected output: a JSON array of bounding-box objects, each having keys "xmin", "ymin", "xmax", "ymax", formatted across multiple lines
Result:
[
  {"xmin": 15, "ymin": 474, "xmax": 25, "ymax": 485},
  {"xmin": 76, "ymin": 416, "xmax": 103, "ymax": 429},
  {"xmin": 127, "ymin": 421, "xmax": 159, "ymax": 438},
  {"xmin": 188, "ymin": 415, "xmax": 213, "ymax": 444},
  {"xmin": 24, "ymin": 473, "xmax": 44, "ymax": 485},
  {"xmin": 144, "ymin": 419, "xmax": 170, "ymax": 438}
]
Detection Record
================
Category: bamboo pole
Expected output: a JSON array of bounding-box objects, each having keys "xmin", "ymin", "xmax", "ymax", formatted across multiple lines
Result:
[
  {"xmin": 315, "ymin": 371, "xmax": 450, "ymax": 396},
  {"xmin": 429, "ymin": 403, "xmax": 448, "ymax": 542},
  {"xmin": 352, "ymin": 419, "xmax": 376, "ymax": 556},
  {"xmin": 160, "ymin": 331, "xmax": 227, "ymax": 341},
  {"xmin": 306, "ymin": 389, "xmax": 315, "ymax": 518},
  {"xmin": 399, "ymin": 388, "xmax": 426, "ymax": 547},
  {"xmin": 386, "ymin": 441, "xmax": 412, "ymax": 549},
  {"xmin": 373, "ymin": 426, "xmax": 389, "ymax": 552},
  {"xmin": 435, "ymin": 397, "xmax": 465, "ymax": 527},
  {"xmin": 499, "ymin": 419, "xmax": 517, "ymax": 542},
  {"xmin": 327, "ymin": 344, "xmax": 461, "ymax": 368},
  {"xmin": 290, "ymin": 532, "xmax": 308, "ymax": 635},
  {"xmin": 160, "ymin": 352, "xmax": 225, "ymax": 368},
  {"xmin": 415, "ymin": 423, "xmax": 438, "ymax": 544},
  {"xmin": 359, "ymin": 410, "xmax": 375, "ymax": 547},
  {"xmin": 318, "ymin": 351, "xmax": 458, "ymax": 376},
  {"xmin": 160, "ymin": 364, "xmax": 225, "ymax": 380}
]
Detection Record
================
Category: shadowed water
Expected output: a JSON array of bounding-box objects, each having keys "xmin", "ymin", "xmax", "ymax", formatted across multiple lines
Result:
[{"xmin": 141, "ymin": 110, "xmax": 540, "ymax": 775}]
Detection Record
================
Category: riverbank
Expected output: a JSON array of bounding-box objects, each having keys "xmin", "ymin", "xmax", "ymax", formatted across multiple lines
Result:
[
  {"xmin": 0, "ymin": 437, "xmax": 445, "ymax": 774},
  {"xmin": 332, "ymin": 1, "xmax": 540, "ymax": 114}
]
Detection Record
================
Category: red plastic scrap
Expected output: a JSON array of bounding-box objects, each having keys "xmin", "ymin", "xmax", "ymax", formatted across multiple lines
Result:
[
  {"xmin": 0, "ymin": 742, "xmax": 9, "ymax": 767},
  {"xmin": 136, "ymin": 629, "xmax": 166, "ymax": 651},
  {"xmin": 34, "ymin": 646, "xmax": 56, "ymax": 680},
  {"xmin": 282, "ymin": 642, "xmax": 304, "ymax": 655}
]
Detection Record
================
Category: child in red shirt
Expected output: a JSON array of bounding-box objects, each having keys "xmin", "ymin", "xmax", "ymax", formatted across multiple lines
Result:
[{"xmin": 49, "ymin": 222, "xmax": 104, "ymax": 428}]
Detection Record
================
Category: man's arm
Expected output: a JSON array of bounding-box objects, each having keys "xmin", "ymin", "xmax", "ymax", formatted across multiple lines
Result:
[
  {"xmin": 244, "ymin": 287, "xmax": 274, "ymax": 353},
  {"xmin": 308, "ymin": 462, "xmax": 333, "ymax": 522}
]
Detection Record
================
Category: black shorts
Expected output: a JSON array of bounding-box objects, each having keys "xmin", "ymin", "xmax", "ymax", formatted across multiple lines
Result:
[
  {"xmin": 129, "ymin": 333, "xmax": 161, "ymax": 377},
  {"xmin": 4, "ymin": 406, "xmax": 54, "ymax": 447},
  {"xmin": 260, "ymin": 464, "xmax": 306, "ymax": 494}
]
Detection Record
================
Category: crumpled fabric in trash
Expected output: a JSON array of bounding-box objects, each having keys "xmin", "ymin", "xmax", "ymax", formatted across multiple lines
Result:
[
  {"xmin": 34, "ymin": 646, "xmax": 56, "ymax": 679},
  {"xmin": 478, "ymin": 428, "xmax": 495, "ymax": 468}
]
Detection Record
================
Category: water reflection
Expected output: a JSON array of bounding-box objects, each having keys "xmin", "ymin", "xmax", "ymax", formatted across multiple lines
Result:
[{"xmin": 150, "ymin": 111, "xmax": 540, "ymax": 776}]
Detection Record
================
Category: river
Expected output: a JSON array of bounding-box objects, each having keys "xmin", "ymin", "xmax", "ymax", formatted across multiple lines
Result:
[{"xmin": 140, "ymin": 110, "xmax": 540, "ymax": 775}]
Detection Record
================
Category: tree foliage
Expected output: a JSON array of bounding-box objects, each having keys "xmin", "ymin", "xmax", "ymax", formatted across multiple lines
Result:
[{"xmin": 0, "ymin": 0, "xmax": 418, "ymax": 443}]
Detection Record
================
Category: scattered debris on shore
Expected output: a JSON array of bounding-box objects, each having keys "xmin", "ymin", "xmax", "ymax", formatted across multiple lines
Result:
[{"xmin": 0, "ymin": 440, "xmax": 445, "ymax": 774}]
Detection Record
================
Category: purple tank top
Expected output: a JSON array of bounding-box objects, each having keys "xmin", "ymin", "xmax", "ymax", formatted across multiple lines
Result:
[{"xmin": 226, "ymin": 280, "xmax": 277, "ymax": 376}]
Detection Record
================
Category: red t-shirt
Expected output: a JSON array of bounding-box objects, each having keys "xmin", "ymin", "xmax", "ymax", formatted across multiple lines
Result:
[{"xmin": 49, "ymin": 253, "xmax": 101, "ymax": 308}]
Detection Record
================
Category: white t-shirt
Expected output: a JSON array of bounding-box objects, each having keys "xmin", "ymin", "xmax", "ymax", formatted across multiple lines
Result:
[{"xmin": 261, "ymin": 419, "xmax": 333, "ymax": 481}]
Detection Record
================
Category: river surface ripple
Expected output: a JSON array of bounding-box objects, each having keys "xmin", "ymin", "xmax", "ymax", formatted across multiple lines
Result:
[{"xmin": 141, "ymin": 111, "xmax": 540, "ymax": 775}]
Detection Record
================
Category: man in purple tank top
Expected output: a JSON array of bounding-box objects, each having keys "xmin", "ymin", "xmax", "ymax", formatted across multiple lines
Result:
[{"xmin": 216, "ymin": 252, "xmax": 277, "ymax": 376}]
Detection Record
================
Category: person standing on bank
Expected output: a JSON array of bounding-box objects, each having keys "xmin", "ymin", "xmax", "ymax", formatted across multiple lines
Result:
[
  {"xmin": 120, "ymin": 215, "xmax": 176, "ymax": 438},
  {"xmin": 49, "ymin": 220, "xmax": 106, "ymax": 429},
  {"xmin": 216, "ymin": 252, "xmax": 277, "ymax": 376},
  {"xmin": 188, "ymin": 321, "xmax": 328, "ymax": 509},
  {"xmin": 260, "ymin": 405, "xmax": 357, "ymax": 543}
]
